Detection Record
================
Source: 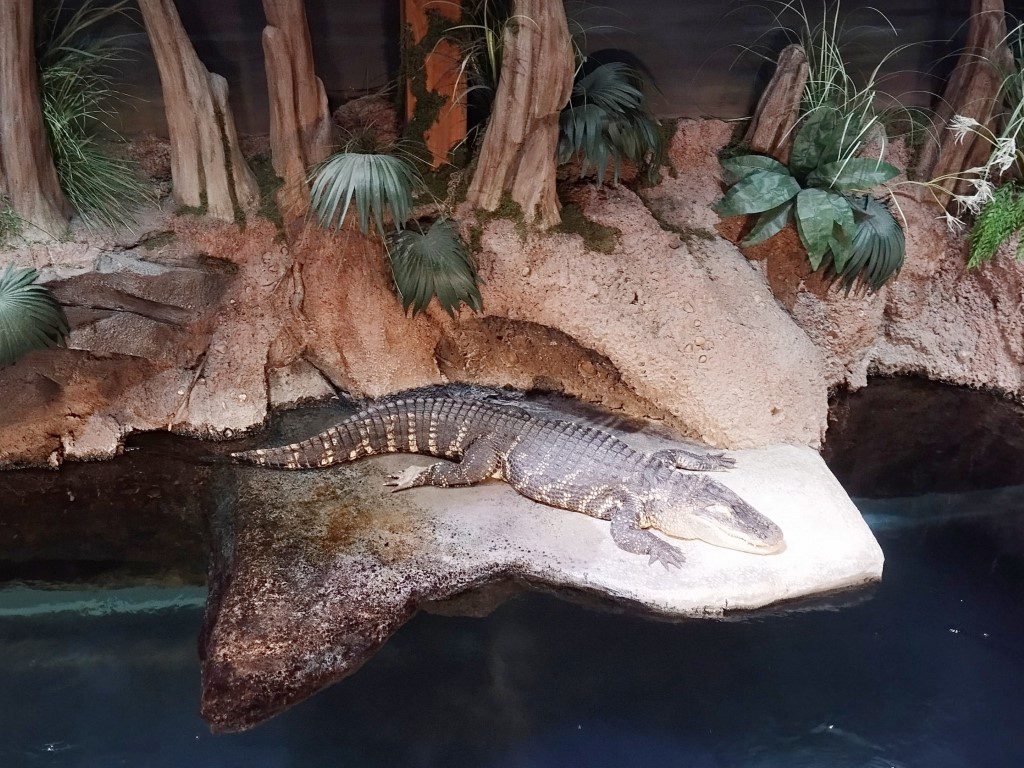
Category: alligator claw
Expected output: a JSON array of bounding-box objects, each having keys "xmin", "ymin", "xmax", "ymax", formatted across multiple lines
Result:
[
  {"xmin": 705, "ymin": 452, "xmax": 736, "ymax": 471},
  {"xmin": 384, "ymin": 466, "xmax": 426, "ymax": 492},
  {"xmin": 648, "ymin": 540, "xmax": 685, "ymax": 570}
]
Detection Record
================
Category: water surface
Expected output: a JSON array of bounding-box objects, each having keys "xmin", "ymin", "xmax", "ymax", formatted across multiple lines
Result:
[{"xmin": 1, "ymin": 380, "xmax": 1022, "ymax": 767}]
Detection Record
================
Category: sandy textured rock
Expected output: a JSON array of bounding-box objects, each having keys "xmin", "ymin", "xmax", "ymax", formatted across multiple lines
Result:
[
  {"xmin": 200, "ymin": 397, "xmax": 882, "ymax": 732},
  {"xmin": 473, "ymin": 184, "xmax": 830, "ymax": 448},
  {"xmin": 7, "ymin": 117, "xmax": 1021, "ymax": 466},
  {"xmin": 267, "ymin": 359, "xmax": 336, "ymax": 407},
  {"xmin": 650, "ymin": 119, "xmax": 1024, "ymax": 396}
]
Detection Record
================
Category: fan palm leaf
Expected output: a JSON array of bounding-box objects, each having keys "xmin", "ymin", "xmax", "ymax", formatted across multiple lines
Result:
[
  {"xmin": 386, "ymin": 220, "xmax": 482, "ymax": 317},
  {"xmin": 558, "ymin": 62, "xmax": 663, "ymax": 184},
  {"xmin": 310, "ymin": 152, "xmax": 418, "ymax": 235},
  {"xmin": 828, "ymin": 196, "xmax": 904, "ymax": 293},
  {"xmin": 0, "ymin": 265, "xmax": 69, "ymax": 367}
]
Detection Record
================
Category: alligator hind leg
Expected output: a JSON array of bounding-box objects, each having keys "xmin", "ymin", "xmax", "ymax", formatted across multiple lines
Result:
[
  {"xmin": 608, "ymin": 496, "xmax": 685, "ymax": 570},
  {"xmin": 385, "ymin": 434, "xmax": 502, "ymax": 491},
  {"xmin": 649, "ymin": 447, "xmax": 735, "ymax": 472}
]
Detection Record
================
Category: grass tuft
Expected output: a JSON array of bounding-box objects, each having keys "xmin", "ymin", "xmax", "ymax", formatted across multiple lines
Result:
[{"xmin": 37, "ymin": 0, "xmax": 151, "ymax": 231}]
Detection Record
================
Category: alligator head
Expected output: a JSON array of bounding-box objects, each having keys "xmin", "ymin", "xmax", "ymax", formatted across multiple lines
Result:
[{"xmin": 645, "ymin": 475, "xmax": 785, "ymax": 555}]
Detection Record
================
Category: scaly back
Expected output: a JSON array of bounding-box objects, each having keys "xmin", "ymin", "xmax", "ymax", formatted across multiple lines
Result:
[{"xmin": 231, "ymin": 395, "xmax": 532, "ymax": 469}]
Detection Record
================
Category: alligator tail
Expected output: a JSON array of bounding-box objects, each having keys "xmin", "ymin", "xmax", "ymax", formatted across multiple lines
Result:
[{"xmin": 230, "ymin": 398, "xmax": 458, "ymax": 470}]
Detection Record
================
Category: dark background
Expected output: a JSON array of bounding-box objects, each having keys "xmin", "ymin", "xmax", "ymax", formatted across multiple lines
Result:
[{"xmin": 78, "ymin": 1, "xmax": 1024, "ymax": 135}]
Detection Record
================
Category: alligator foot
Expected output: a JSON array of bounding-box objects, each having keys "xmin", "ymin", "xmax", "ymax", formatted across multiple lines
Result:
[
  {"xmin": 648, "ymin": 539, "xmax": 686, "ymax": 570},
  {"xmin": 384, "ymin": 466, "xmax": 428, "ymax": 492},
  {"xmin": 650, "ymin": 448, "xmax": 736, "ymax": 472}
]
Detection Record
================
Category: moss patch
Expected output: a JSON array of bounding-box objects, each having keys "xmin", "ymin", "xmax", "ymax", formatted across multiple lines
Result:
[
  {"xmin": 175, "ymin": 189, "xmax": 208, "ymax": 218},
  {"xmin": 640, "ymin": 195, "xmax": 717, "ymax": 247},
  {"xmin": 553, "ymin": 203, "xmax": 621, "ymax": 253},
  {"xmin": 249, "ymin": 154, "xmax": 285, "ymax": 233},
  {"xmin": 139, "ymin": 231, "xmax": 177, "ymax": 250},
  {"xmin": 468, "ymin": 192, "xmax": 529, "ymax": 251}
]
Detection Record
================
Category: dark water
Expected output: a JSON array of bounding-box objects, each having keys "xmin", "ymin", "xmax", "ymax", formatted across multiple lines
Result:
[{"xmin": 2, "ymin": 379, "xmax": 1024, "ymax": 767}]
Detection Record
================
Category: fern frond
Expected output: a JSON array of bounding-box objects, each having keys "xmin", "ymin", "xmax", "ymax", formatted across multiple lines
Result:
[{"xmin": 969, "ymin": 183, "xmax": 1024, "ymax": 268}]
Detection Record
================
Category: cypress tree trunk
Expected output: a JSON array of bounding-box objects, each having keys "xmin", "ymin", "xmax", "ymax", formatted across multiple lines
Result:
[
  {"xmin": 915, "ymin": 0, "xmax": 1011, "ymax": 206},
  {"xmin": 262, "ymin": 0, "xmax": 334, "ymax": 167},
  {"xmin": 138, "ymin": 0, "xmax": 259, "ymax": 221},
  {"xmin": 466, "ymin": 0, "xmax": 574, "ymax": 228},
  {"xmin": 0, "ymin": 0, "xmax": 70, "ymax": 239}
]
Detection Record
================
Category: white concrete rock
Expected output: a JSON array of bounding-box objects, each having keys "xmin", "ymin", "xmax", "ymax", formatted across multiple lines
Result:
[
  {"xmin": 373, "ymin": 439, "xmax": 882, "ymax": 617},
  {"xmin": 201, "ymin": 397, "xmax": 882, "ymax": 731}
]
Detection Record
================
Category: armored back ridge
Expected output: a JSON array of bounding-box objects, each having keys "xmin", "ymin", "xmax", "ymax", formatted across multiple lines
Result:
[{"xmin": 233, "ymin": 387, "xmax": 784, "ymax": 567}]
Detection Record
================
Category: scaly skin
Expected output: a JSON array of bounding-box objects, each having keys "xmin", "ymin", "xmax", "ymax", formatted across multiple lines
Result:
[{"xmin": 232, "ymin": 387, "xmax": 782, "ymax": 568}]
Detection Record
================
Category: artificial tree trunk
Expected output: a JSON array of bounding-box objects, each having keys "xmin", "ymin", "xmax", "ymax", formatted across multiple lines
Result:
[
  {"xmin": 262, "ymin": 0, "xmax": 334, "ymax": 167},
  {"xmin": 260, "ymin": 0, "xmax": 335, "ymax": 220},
  {"xmin": 263, "ymin": 25, "xmax": 311, "ymax": 218},
  {"xmin": 916, "ymin": 0, "xmax": 1012, "ymax": 206},
  {"xmin": 138, "ymin": 0, "xmax": 259, "ymax": 222},
  {"xmin": 402, "ymin": 0, "xmax": 467, "ymax": 168},
  {"xmin": 466, "ymin": 0, "xmax": 574, "ymax": 228},
  {"xmin": 743, "ymin": 44, "xmax": 808, "ymax": 164},
  {"xmin": 0, "ymin": 0, "xmax": 70, "ymax": 238}
]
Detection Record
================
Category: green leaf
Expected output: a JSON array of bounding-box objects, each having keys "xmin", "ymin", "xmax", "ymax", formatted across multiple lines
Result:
[
  {"xmin": 741, "ymin": 200, "xmax": 795, "ymax": 247},
  {"xmin": 0, "ymin": 265, "xmax": 69, "ymax": 367},
  {"xmin": 386, "ymin": 220, "xmax": 482, "ymax": 317},
  {"xmin": 795, "ymin": 188, "xmax": 836, "ymax": 269},
  {"xmin": 831, "ymin": 196, "xmax": 906, "ymax": 292},
  {"xmin": 828, "ymin": 222, "xmax": 854, "ymax": 272},
  {"xmin": 824, "ymin": 192, "xmax": 857, "ymax": 240},
  {"xmin": 809, "ymin": 158, "xmax": 900, "ymax": 191},
  {"xmin": 790, "ymin": 110, "xmax": 841, "ymax": 179},
  {"xmin": 309, "ymin": 152, "xmax": 418, "ymax": 235},
  {"xmin": 713, "ymin": 170, "xmax": 800, "ymax": 217},
  {"xmin": 721, "ymin": 154, "xmax": 788, "ymax": 182}
]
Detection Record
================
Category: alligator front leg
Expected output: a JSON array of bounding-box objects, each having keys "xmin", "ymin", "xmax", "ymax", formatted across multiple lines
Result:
[
  {"xmin": 649, "ymin": 447, "xmax": 735, "ymax": 472},
  {"xmin": 385, "ymin": 434, "xmax": 502, "ymax": 491},
  {"xmin": 608, "ymin": 496, "xmax": 685, "ymax": 569}
]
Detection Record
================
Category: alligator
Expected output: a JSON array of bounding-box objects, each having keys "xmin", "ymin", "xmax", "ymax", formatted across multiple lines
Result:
[{"xmin": 232, "ymin": 387, "xmax": 785, "ymax": 568}]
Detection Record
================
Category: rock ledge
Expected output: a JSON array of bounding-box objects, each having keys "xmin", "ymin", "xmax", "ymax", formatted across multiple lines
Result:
[{"xmin": 200, "ymin": 401, "xmax": 882, "ymax": 731}]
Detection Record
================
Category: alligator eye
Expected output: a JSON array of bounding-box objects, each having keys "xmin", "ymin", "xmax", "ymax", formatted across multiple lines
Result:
[{"xmin": 705, "ymin": 503, "xmax": 733, "ymax": 520}]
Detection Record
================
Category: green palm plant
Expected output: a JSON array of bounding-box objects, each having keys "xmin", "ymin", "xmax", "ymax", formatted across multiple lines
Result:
[
  {"xmin": 386, "ymin": 220, "xmax": 482, "ymax": 317},
  {"xmin": 309, "ymin": 151, "xmax": 419, "ymax": 234},
  {"xmin": 558, "ymin": 62, "xmax": 663, "ymax": 184},
  {"xmin": 37, "ymin": 0, "xmax": 149, "ymax": 230},
  {"xmin": 309, "ymin": 148, "xmax": 483, "ymax": 317},
  {"xmin": 715, "ymin": 110, "xmax": 904, "ymax": 291},
  {"xmin": 0, "ymin": 265, "xmax": 69, "ymax": 367}
]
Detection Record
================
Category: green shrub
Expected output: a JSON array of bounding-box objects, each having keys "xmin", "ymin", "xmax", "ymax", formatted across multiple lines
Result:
[
  {"xmin": 37, "ymin": 0, "xmax": 149, "ymax": 230},
  {"xmin": 0, "ymin": 201, "xmax": 22, "ymax": 242},
  {"xmin": 0, "ymin": 265, "xmax": 69, "ymax": 367},
  {"xmin": 714, "ymin": 110, "xmax": 904, "ymax": 291}
]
